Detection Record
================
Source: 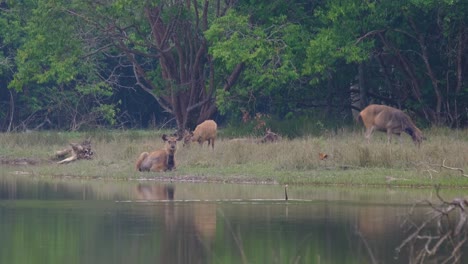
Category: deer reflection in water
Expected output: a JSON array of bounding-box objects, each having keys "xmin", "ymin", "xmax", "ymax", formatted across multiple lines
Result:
[
  {"xmin": 136, "ymin": 183, "xmax": 175, "ymax": 201},
  {"xmin": 135, "ymin": 183, "xmax": 217, "ymax": 263}
]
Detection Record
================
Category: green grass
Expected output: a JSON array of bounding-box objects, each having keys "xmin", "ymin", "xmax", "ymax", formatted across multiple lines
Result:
[{"xmin": 1, "ymin": 127, "xmax": 467, "ymax": 188}]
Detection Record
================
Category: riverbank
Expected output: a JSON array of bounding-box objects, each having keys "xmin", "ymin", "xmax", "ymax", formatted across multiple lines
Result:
[{"xmin": 1, "ymin": 128, "xmax": 467, "ymax": 188}]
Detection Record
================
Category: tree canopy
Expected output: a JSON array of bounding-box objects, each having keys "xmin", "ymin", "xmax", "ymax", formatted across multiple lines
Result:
[{"xmin": 1, "ymin": 0, "xmax": 467, "ymax": 132}]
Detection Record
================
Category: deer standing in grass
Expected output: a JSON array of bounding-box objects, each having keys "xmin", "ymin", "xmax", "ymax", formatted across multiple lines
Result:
[
  {"xmin": 136, "ymin": 134, "xmax": 182, "ymax": 172},
  {"xmin": 358, "ymin": 104, "xmax": 424, "ymax": 146},
  {"xmin": 183, "ymin": 120, "xmax": 217, "ymax": 149}
]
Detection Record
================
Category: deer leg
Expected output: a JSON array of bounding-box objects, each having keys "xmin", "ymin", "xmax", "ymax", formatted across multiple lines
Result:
[
  {"xmin": 55, "ymin": 148, "xmax": 72, "ymax": 159},
  {"xmin": 364, "ymin": 126, "xmax": 375, "ymax": 143},
  {"xmin": 387, "ymin": 130, "xmax": 393, "ymax": 144},
  {"xmin": 150, "ymin": 163, "xmax": 164, "ymax": 172},
  {"xmin": 57, "ymin": 153, "xmax": 77, "ymax": 164}
]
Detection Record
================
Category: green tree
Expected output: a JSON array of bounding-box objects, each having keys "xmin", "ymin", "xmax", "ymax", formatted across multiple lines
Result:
[
  {"xmin": 205, "ymin": 0, "xmax": 319, "ymax": 123},
  {"xmin": 0, "ymin": 0, "xmax": 27, "ymax": 131},
  {"xmin": 64, "ymin": 0, "xmax": 246, "ymax": 131},
  {"xmin": 304, "ymin": 0, "xmax": 468, "ymax": 126},
  {"xmin": 2, "ymin": 0, "xmax": 116, "ymax": 131},
  {"xmin": 3, "ymin": 0, "xmax": 467, "ymax": 131}
]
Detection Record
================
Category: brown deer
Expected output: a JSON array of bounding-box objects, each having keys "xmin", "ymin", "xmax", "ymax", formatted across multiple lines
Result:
[
  {"xmin": 136, "ymin": 134, "xmax": 182, "ymax": 172},
  {"xmin": 358, "ymin": 104, "xmax": 424, "ymax": 146},
  {"xmin": 183, "ymin": 120, "xmax": 217, "ymax": 149},
  {"xmin": 256, "ymin": 128, "xmax": 282, "ymax": 143}
]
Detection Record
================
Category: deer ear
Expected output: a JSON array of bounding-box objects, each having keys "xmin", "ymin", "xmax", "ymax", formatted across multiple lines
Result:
[
  {"xmin": 162, "ymin": 134, "xmax": 168, "ymax": 141},
  {"xmin": 171, "ymin": 132, "xmax": 180, "ymax": 139}
]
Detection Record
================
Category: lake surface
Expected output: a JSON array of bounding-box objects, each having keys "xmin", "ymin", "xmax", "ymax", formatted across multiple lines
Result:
[{"xmin": 0, "ymin": 172, "xmax": 465, "ymax": 264}]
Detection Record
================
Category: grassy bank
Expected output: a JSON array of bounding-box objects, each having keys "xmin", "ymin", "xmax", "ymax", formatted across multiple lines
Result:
[{"xmin": 0, "ymin": 128, "xmax": 467, "ymax": 188}]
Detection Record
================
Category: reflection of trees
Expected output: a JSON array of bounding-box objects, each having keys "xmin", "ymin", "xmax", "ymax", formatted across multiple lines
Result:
[
  {"xmin": 353, "ymin": 204, "xmax": 417, "ymax": 264},
  {"xmin": 213, "ymin": 203, "xmax": 412, "ymax": 264},
  {"xmin": 135, "ymin": 183, "xmax": 217, "ymax": 264},
  {"xmin": 7, "ymin": 177, "xmax": 466, "ymax": 263},
  {"xmin": 0, "ymin": 175, "xmax": 95, "ymax": 200},
  {"xmin": 396, "ymin": 187, "xmax": 468, "ymax": 264},
  {"xmin": 0, "ymin": 174, "xmax": 133, "ymax": 200}
]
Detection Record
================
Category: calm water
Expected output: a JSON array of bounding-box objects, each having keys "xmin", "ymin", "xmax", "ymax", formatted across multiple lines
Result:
[{"xmin": 0, "ymin": 173, "xmax": 464, "ymax": 264}]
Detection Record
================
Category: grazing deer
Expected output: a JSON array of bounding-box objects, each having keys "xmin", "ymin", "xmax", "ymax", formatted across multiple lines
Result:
[
  {"xmin": 136, "ymin": 134, "xmax": 182, "ymax": 172},
  {"xmin": 358, "ymin": 104, "xmax": 424, "ymax": 146},
  {"xmin": 183, "ymin": 120, "xmax": 217, "ymax": 149}
]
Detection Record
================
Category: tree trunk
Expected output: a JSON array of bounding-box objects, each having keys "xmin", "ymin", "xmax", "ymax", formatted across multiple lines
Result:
[
  {"xmin": 358, "ymin": 62, "xmax": 368, "ymax": 108},
  {"xmin": 408, "ymin": 17, "xmax": 443, "ymax": 125}
]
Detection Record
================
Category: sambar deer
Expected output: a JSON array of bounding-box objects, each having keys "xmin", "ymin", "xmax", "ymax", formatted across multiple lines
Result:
[
  {"xmin": 255, "ymin": 128, "xmax": 282, "ymax": 143},
  {"xmin": 183, "ymin": 120, "xmax": 217, "ymax": 149},
  {"xmin": 358, "ymin": 104, "xmax": 424, "ymax": 146},
  {"xmin": 135, "ymin": 134, "xmax": 182, "ymax": 172}
]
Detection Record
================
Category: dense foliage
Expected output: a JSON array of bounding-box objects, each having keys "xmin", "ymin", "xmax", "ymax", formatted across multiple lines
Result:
[{"xmin": 1, "ymin": 0, "xmax": 467, "ymax": 132}]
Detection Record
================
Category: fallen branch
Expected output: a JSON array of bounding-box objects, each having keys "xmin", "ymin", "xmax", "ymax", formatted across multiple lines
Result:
[
  {"xmin": 441, "ymin": 159, "xmax": 468, "ymax": 178},
  {"xmin": 395, "ymin": 186, "xmax": 468, "ymax": 263},
  {"xmin": 355, "ymin": 229, "xmax": 378, "ymax": 264},
  {"xmin": 417, "ymin": 160, "xmax": 468, "ymax": 179}
]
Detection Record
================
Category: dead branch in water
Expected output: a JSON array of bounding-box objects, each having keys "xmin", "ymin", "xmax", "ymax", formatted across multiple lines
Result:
[
  {"xmin": 284, "ymin": 185, "xmax": 288, "ymax": 201},
  {"xmin": 355, "ymin": 229, "xmax": 378, "ymax": 264},
  {"xmin": 395, "ymin": 185, "xmax": 468, "ymax": 263},
  {"xmin": 55, "ymin": 139, "xmax": 94, "ymax": 164}
]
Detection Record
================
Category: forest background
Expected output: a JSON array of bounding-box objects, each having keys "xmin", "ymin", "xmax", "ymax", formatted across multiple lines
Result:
[{"xmin": 1, "ymin": 0, "xmax": 467, "ymax": 135}]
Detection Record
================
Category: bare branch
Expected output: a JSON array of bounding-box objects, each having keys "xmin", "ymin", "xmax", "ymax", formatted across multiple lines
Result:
[
  {"xmin": 396, "ymin": 187, "xmax": 468, "ymax": 263},
  {"xmin": 441, "ymin": 159, "xmax": 468, "ymax": 178},
  {"xmin": 355, "ymin": 29, "xmax": 386, "ymax": 44}
]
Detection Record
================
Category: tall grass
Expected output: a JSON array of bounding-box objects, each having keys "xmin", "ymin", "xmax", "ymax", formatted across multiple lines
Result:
[
  {"xmin": 1, "ymin": 127, "xmax": 467, "ymax": 186},
  {"xmin": 180, "ymin": 128, "xmax": 467, "ymax": 171}
]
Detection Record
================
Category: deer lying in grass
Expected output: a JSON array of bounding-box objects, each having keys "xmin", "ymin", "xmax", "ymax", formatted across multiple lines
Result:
[
  {"xmin": 56, "ymin": 139, "xmax": 93, "ymax": 164},
  {"xmin": 228, "ymin": 128, "xmax": 282, "ymax": 144},
  {"xmin": 136, "ymin": 134, "xmax": 182, "ymax": 172},
  {"xmin": 358, "ymin": 104, "xmax": 424, "ymax": 146},
  {"xmin": 256, "ymin": 128, "xmax": 282, "ymax": 143}
]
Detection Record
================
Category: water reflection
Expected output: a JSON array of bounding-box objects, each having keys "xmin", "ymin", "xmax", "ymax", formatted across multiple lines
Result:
[
  {"xmin": 136, "ymin": 183, "xmax": 175, "ymax": 200},
  {"xmin": 135, "ymin": 183, "xmax": 217, "ymax": 263},
  {"xmin": 0, "ymin": 174, "xmax": 466, "ymax": 263}
]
